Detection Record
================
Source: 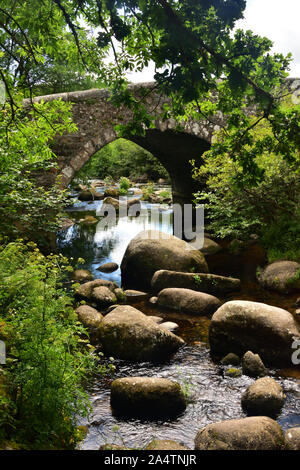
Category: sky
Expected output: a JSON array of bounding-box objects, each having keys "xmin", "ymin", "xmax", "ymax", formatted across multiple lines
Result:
[{"xmin": 127, "ymin": 0, "xmax": 300, "ymax": 82}]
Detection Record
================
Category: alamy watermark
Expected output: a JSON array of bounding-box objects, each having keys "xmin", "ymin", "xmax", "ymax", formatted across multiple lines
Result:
[
  {"xmin": 0, "ymin": 80, "xmax": 5, "ymax": 105},
  {"xmin": 0, "ymin": 340, "xmax": 6, "ymax": 365},
  {"xmin": 291, "ymin": 339, "xmax": 300, "ymax": 365},
  {"xmin": 96, "ymin": 201, "xmax": 205, "ymax": 250}
]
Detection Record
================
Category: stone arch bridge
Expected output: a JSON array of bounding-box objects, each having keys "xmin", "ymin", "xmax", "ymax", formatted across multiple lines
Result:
[
  {"xmin": 29, "ymin": 82, "xmax": 224, "ymax": 208},
  {"xmin": 29, "ymin": 78, "xmax": 299, "ymax": 208}
]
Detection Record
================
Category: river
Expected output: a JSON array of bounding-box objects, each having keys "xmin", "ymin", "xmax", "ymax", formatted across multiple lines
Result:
[{"xmin": 57, "ymin": 183, "xmax": 300, "ymax": 450}]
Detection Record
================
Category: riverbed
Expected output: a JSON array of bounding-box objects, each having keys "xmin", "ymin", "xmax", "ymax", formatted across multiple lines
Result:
[{"xmin": 57, "ymin": 185, "xmax": 300, "ymax": 450}]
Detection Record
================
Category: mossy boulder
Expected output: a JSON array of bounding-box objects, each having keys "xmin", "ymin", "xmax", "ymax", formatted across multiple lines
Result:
[
  {"xmin": 241, "ymin": 377, "xmax": 285, "ymax": 417},
  {"xmin": 98, "ymin": 305, "xmax": 184, "ymax": 362},
  {"xmin": 75, "ymin": 305, "xmax": 103, "ymax": 329},
  {"xmin": 121, "ymin": 230, "xmax": 208, "ymax": 290},
  {"xmin": 209, "ymin": 300, "xmax": 300, "ymax": 366},
  {"xmin": 110, "ymin": 377, "xmax": 186, "ymax": 419},
  {"xmin": 151, "ymin": 270, "xmax": 240, "ymax": 295},
  {"xmin": 157, "ymin": 288, "xmax": 221, "ymax": 316},
  {"xmin": 75, "ymin": 279, "xmax": 118, "ymax": 301},
  {"xmin": 72, "ymin": 269, "xmax": 94, "ymax": 282},
  {"xmin": 242, "ymin": 351, "xmax": 267, "ymax": 378},
  {"xmin": 91, "ymin": 286, "xmax": 117, "ymax": 308},
  {"xmin": 194, "ymin": 416, "xmax": 285, "ymax": 450},
  {"xmin": 78, "ymin": 189, "xmax": 104, "ymax": 201},
  {"xmin": 257, "ymin": 260, "xmax": 300, "ymax": 293},
  {"xmin": 220, "ymin": 353, "xmax": 240, "ymax": 366}
]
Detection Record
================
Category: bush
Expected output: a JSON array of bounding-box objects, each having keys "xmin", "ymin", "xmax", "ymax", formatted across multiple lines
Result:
[
  {"xmin": 119, "ymin": 177, "xmax": 131, "ymax": 194},
  {"xmin": 193, "ymin": 107, "xmax": 300, "ymax": 261},
  {"xmin": 0, "ymin": 242, "xmax": 109, "ymax": 449}
]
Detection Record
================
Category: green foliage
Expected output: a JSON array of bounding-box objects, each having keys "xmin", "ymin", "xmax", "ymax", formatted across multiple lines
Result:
[
  {"xmin": 75, "ymin": 138, "xmax": 169, "ymax": 183},
  {"xmin": 141, "ymin": 182, "xmax": 156, "ymax": 201},
  {"xmin": 0, "ymin": 98, "xmax": 76, "ymax": 246},
  {"xmin": 193, "ymin": 103, "xmax": 300, "ymax": 261},
  {"xmin": 0, "ymin": 242, "xmax": 104, "ymax": 449},
  {"xmin": 119, "ymin": 176, "xmax": 131, "ymax": 194}
]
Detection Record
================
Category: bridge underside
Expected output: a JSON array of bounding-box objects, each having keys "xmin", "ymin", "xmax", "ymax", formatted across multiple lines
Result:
[{"xmin": 131, "ymin": 129, "xmax": 210, "ymax": 208}]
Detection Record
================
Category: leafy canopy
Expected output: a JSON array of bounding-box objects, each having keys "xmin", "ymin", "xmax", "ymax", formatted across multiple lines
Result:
[{"xmin": 0, "ymin": 0, "xmax": 298, "ymax": 180}]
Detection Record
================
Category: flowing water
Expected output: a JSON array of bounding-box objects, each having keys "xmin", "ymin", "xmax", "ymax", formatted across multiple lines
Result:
[{"xmin": 57, "ymin": 184, "xmax": 300, "ymax": 450}]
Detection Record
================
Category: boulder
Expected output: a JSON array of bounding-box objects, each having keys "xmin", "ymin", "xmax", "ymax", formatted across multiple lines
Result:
[
  {"xmin": 97, "ymin": 262, "xmax": 119, "ymax": 273},
  {"xmin": 220, "ymin": 353, "xmax": 240, "ymax": 366},
  {"xmin": 91, "ymin": 286, "xmax": 117, "ymax": 308},
  {"xmin": 124, "ymin": 290, "xmax": 149, "ymax": 302},
  {"xmin": 121, "ymin": 230, "xmax": 208, "ymax": 290},
  {"xmin": 110, "ymin": 377, "xmax": 186, "ymax": 419},
  {"xmin": 75, "ymin": 305, "xmax": 103, "ymax": 332},
  {"xmin": 104, "ymin": 187, "xmax": 120, "ymax": 198},
  {"xmin": 241, "ymin": 377, "xmax": 285, "ymax": 417},
  {"xmin": 160, "ymin": 321, "xmax": 179, "ymax": 332},
  {"xmin": 75, "ymin": 279, "xmax": 118, "ymax": 301},
  {"xmin": 257, "ymin": 261, "xmax": 300, "ymax": 293},
  {"xmin": 98, "ymin": 305, "xmax": 184, "ymax": 362},
  {"xmin": 242, "ymin": 351, "xmax": 267, "ymax": 378},
  {"xmin": 151, "ymin": 270, "xmax": 240, "ymax": 295},
  {"xmin": 147, "ymin": 315, "xmax": 163, "ymax": 324},
  {"xmin": 199, "ymin": 238, "xmax": 222, "ymax": 256},
  {"xmin": 194, "ymin": 416, "xmax": 285, "ymax": 450},
  {"xmin": 114, "ymin": 288, "xmax": 126, "ymax": 303},
  {"xmin": 157, "ymin": 288, "xmax": 221, "ymax": 316},
  {"xmin": 78, "ymin": 215, "xmax": 98, "ymax": 225},
  {"xmin": 78, "ymin": 189, "xmax": 104, "ymax": 201},
  {"xmin": 102, "ymin": 197, "xmax": 120, "ymax": 212},
  {"xmin": 224, "ymin": 368, "xmax": 242, "ymax": 378},
  {"xmin": 72, "ymin": 269, "xmax": 94, "ymax": 282},
  {"xmin": 209, "ymin": 300, "xmax": 300, "ymax": 366},
  {"xmin": 285, "ymin": 427, "xmax": 300, "ymax": 450},
  {"xmin": 145, "ymin": 440, "xmax": 189, "ymax": 450}
]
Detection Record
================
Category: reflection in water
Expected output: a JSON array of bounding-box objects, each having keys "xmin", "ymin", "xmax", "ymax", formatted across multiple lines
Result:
[
  {"xmin": 57, "ymin": 194, "xmax": 300, "ymax": 450},
  {"xmin": 58, "ymin": 199, "xmax": 173, "ymax": 284}
]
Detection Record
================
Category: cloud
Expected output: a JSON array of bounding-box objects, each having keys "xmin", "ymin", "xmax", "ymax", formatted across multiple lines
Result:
[{"xmin": 236, "ymin": 0, "xmax": 300, "ymax": 76}]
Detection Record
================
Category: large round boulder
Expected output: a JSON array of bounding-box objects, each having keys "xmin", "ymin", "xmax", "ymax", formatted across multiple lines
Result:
[
  {"xmin": 157, "ymin": 288, "xmax": 221, "ymax": 316},
  {"xmin": 194, "ymin": 416, "xmax": 285, "ymax": 450},
  {"xmin": 121, "ymin": 230, "xmax": 208, "ymax": 290},
  {"xmin": 98, "ymin": 305, "xmax": 184, "ymax": 362},
  {"xmin": 110, "ymin": 377, "xmax": 186, "ymax": 419},
  {"xmin": 257, "ymin": 260, "xmax": 300, "ymax": 293},
  {"xmin": 151, "ymin": 270, "xmax": 240, "ymax": 295},
  {"xmin": 241, "ymin": 377, "xmax": 285, "ymax": 417},
  {"xmin": 209, "ymin": 300, "xmax": 300, "ymax": 366}
]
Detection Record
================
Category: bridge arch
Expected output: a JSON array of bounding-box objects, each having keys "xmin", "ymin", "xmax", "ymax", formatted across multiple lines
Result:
[{"xmin": 29, "ymin": 83, "xmax": 217, "ymax": 208}]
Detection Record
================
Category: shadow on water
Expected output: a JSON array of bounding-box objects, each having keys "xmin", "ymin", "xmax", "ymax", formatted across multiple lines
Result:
[{"xmin": 57, "ymin": 192, "xmax": 300, "ymax": 450}]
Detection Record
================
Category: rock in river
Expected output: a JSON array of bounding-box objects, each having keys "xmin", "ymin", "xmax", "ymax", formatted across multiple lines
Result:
[
  {"xmin": 75, "ymin": 279, "xmax": 118, "ymax": 301},
  {"xmin": 121, "ymin": 230, "xmax": 208, "ymax": 290},
  {"xmin": 157, "ymin": 288, "xmax": 221, "ymax": 316},
  {"xmin": 209, "ymin": 300, "xmax": 300, "ymax": 366},
  {"xmin": 151, "ymin": 270, "xmax": 240, "ymax": 295},
  {"xmin": 257, "ymin": 260, "xmax": 300, "ymax": 293},
  {"xmin": 97, "ymin": 262, "xmax": 119, "ymax": 273},
  {"xmin": 241, "ymin": 377, "xmax": 285, "ymax": 417},
  {"xmin": 285, "ymin": 427, "xmax": 300, "ymax": 450},
  {"xmin": 194, "ymin": 416, "xmax": 285, "ymax": 450},
  {"xmin": 110, "ymin": 377, "xmax": 186, "ymax": 419},
  {"xmin": 242, "ymin": 351, "xmax": 267, "ymax": 378},
  {"xmin": 98, "ymin": 305, "xmax": 184, "ymax": 362}
]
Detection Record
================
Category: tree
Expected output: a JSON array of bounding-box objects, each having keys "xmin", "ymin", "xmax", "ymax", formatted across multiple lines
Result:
[{"xmin": 0, "ymin": 0, "xmax": 298, "ymax": 182}]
